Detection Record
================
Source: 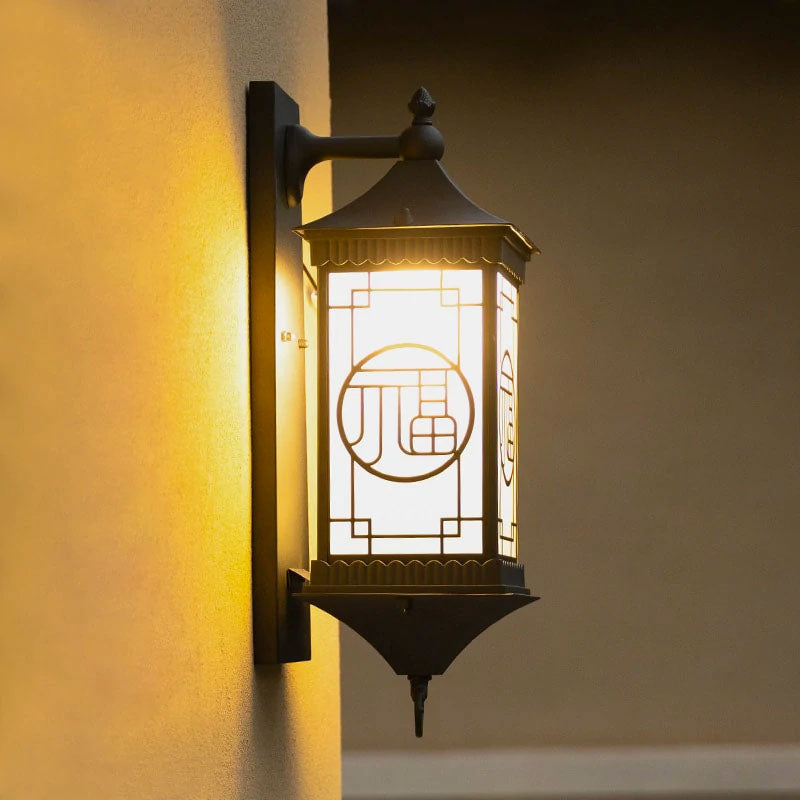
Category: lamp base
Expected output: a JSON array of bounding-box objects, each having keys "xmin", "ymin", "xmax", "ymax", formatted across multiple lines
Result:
[{"xmin": 295, "ymin": 586, "xmax": 537, "ymax": 676}]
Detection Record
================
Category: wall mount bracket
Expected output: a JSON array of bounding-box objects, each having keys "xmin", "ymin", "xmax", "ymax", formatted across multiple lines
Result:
[{"xmin": 246, "ymin": 81, "xmax": 441, "ymax": 663}]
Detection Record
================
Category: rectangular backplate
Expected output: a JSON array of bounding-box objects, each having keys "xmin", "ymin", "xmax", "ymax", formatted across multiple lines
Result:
[{"xmin": 247, "ymin": 81, "xmax": 311, "ymax": 663}]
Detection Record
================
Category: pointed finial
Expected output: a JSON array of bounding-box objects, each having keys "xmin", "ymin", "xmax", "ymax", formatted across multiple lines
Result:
[
  {"xmin": 408, "ymin": 87, "xmax": 436, "ymax": 122},
  {"xmin": 399, "ymin": 87, "xmax": 444, "ymax": 160},
  {"xmin": 409, "ymin": 675, "xmax": 431, "ymax": 738}
]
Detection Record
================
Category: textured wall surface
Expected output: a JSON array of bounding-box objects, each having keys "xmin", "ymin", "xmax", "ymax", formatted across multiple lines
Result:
[
  {"xmin": 0, "ymin": 1, "xmax": 340, "ymax": 797},
  {"xmin": 329, "ymin": 0, "xmax": 800, "ymax": 751}
]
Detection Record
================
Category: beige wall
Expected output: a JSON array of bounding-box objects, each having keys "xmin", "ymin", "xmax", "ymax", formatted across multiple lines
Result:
[
  {"xmin": 329, "ymin": 1, "xmax": 800, "ymax": 751},
  {"xmin": 0, "ymin": 2, "xmax": 340, "ymax": 798}
]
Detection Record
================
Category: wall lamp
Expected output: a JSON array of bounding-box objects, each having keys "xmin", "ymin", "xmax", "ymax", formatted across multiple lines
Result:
[{"xmin": 247, "ymin": 82, "xmax": 539, "ymax": 737}]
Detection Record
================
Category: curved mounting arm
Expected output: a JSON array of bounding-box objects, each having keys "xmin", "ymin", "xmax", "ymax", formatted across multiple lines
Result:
[
  {"xmin": 285, "ymin": 126, "xmax": 400, "ymax": 207},
  {"xmin": 284, "ymin": 86, "xmax": 445, "ymax": 207}
]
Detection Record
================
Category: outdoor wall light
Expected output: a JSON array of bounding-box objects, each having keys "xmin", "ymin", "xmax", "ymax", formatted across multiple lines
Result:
[{"xmin": 247, "ymin": 82, "xmax": 539, "ymax": 737}]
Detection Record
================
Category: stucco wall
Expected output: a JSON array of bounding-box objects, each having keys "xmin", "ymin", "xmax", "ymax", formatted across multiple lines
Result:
[
  {"xmin": 0, "ymin": 2, "xmax": 340, "ymax": 798},
  {"xmin": 329, "ymin": 0, "xmax": 800, "ymax": 752}
]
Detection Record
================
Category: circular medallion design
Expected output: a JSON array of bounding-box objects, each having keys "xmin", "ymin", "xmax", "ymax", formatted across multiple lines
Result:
[
  {"xmin": 499, "ymin": 350, "xmax": 515, "ymax": 486},
  {"xmin": 337, "ymin": 344, "xmax": 474, "ymax": 482}
]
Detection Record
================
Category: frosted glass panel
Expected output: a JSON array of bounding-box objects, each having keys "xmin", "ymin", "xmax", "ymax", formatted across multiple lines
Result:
[
  {"xmin": 328, "ymin": 268, "xmax": 483, "ymax": 556},
  {"xmin": 497, "ymin": 273, "xmax": 518, "ymax": 558}
]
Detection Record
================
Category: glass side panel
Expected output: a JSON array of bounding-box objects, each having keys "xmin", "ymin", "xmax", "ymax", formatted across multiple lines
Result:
[
  {"xmin": 497, "ymin": 272, "xmax": 519, "ymax": 559},
  {"xmin": 328, "ymin": 268, "xmax": 483, "ymax": 557}
]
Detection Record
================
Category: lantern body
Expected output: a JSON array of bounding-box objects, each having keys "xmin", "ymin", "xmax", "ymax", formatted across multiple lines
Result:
[
  {"xmin": 318, "ymin": 258, "xmax": 523, "ymax": 565},
  {"xmin": 298, "ymin": 159, "xmax": 534, "ymax": 585}
]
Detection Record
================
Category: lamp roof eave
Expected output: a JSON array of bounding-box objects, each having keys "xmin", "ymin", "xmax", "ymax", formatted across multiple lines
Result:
[
  {"xmin": 295, "ymin": 160, "xmax": 539, "ymax": 260},
  {"xmin": 298, "ymin": 222, "xmax": 538, "ymax": 259}
]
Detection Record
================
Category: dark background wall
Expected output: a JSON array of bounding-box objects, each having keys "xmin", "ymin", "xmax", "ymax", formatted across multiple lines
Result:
[{"xmin": 329, "ymin": 0, "xmax": 800, "ymax": 751}]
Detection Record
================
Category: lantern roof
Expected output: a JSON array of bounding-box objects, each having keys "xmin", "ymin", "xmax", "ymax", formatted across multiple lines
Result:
[{"xmin": 295, "ymin": 159, "xmax": 538, "ymax": 283}]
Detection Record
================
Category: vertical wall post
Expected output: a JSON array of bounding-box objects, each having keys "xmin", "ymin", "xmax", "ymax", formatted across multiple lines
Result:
[{"xmin": 247, "ymin": 81, "xmax": 311, "ymax": 663}]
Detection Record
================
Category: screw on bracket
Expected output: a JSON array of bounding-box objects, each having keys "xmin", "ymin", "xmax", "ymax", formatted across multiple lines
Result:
[{"xmin": 280, "ymin": 331, "xmax": 310, "ymax": 348}]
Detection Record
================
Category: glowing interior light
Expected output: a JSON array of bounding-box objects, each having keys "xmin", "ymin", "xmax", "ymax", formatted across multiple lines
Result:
[
  {"xmin": 497, "ymin": 273, "xmax": 519, "ymax": 558},
  {"xmin": 328, "ymin": 268, "xmax": 483, "ymax": 556}
]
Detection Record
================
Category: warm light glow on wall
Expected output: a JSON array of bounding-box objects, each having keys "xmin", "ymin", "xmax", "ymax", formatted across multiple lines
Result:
[{"xmin": 328, "ymin": 268, "xmax": 483, "ymax": 556}]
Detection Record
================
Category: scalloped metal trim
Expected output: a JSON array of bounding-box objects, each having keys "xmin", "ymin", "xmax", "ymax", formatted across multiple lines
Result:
[
  {"xmin": 318, "ymin": 256, "xmax": 496, "ymax": 267},
  {"xmin": 310, "ymin": 234, "xmax": 499, "ymax": 266},
  {"xmin": 308, "ymin": 236, "xmax": 526, "ymax": 282},
  {"xmin": 309, "ymin": 558, "xmax": 525, "ymax": 588},
  {"xmin": 316, "ymin": 257, "xmax": 525, "ymax": 285}
]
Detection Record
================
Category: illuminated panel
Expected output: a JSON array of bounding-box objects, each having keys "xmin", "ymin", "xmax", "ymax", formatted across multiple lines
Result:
[
  {"xmin": 497, "ymin": 272, "xmax": 519, "ymax": 558},
  {"xmin": 328, "ymin": 269, "xmax": 483, "ymax": 556}
]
